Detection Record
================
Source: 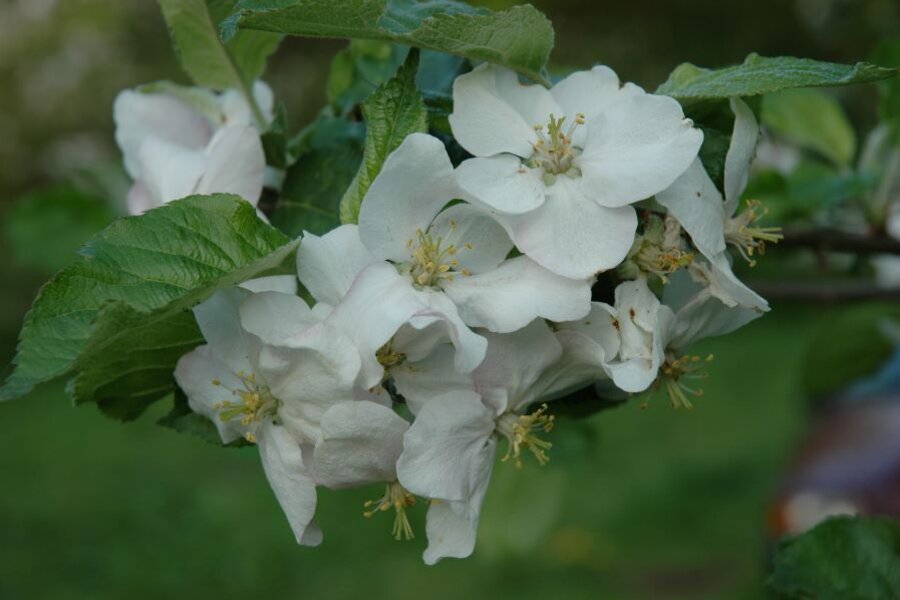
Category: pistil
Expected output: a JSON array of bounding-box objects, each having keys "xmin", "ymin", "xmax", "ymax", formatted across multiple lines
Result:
[{"xmin": 529, "ymin": 113, "xmax": 585, "ymax": 181}]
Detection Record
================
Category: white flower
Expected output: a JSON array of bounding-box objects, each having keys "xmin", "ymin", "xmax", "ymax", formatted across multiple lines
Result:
[
  {"xmin": 114, "ymin": 82, "xmax": 273, "ymax": 214},
  {"xmin": 174, "ymin": 275, "xmax": 361, "ymax": 547},
  {"xmin": 656, "ymin": 98, "xmax": 776, "ymax": 311},
  {"xmin": 450, "ymin": 64, "xmax": 703, "ymax": 279},
  {"xmin": 396, "ymin": 319, "xmax": 576, "ymax": 564},
  {"xmin": 348, "ymin": 132, "xmax": 590, "ymax": 358}
]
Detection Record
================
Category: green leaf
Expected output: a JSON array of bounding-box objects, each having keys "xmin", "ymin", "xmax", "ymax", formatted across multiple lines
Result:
[
  {"xmin": 326, "ymin": 40, "xmax": 407, "ymax": 115},
  {"xmin": 762, "ymin": 88, "xmax": 856, "ymax": 168},
  {"xmin": 339, "ymin": 50, "xmax": 427, "ymax": 224},
  {"xmin": 3, "ymin": 186, "xmax": 116, "ymax": 274},
  {"xmin": 270, "ymin": 116, "xmax": 366, "ymax": 237},
  {"xmin": 223, "ymin": 0, "xmax": 554, "ymax": 84},
  {"xmin": 158, "ymin": 0, "xmax": 281, "ymax": 92},
  {"xmin": 1, "ymin": 195, "xmax": 298, "ymax": 403},
  {"xmin": 801, "ymin": 303, "xmax": 900, "ymax": 397},
  {"xmin": 159, "ymin": 387, "xmax": 251, "ymax": 447},
  {"xmin": 658, "ymin": 54, "xmax": 900, "ymax": 102},
  {"xmin": 261, "ymin": 102, "xmax": 291, "ymax": 168},
  {"xmin": 769, "ymin": 516, "xmax": 900, "ymax": 599}
]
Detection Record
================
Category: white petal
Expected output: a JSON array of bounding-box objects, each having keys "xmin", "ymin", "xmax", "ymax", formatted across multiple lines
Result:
[
  {"xmin": 220, "ymin": 80, "xmax": 276, "ymax": 128},
  {"xmin": 192, "ymin": 288, "xmax": 250, "ymax": 365},
  {"xmin": 549, "ymin": 65, "xmax": 635, "ymax": 147},
  {"xmin": 313, "ymin": 401, "xmax": 409, "ymax": 489},
  {"xmin": 455, "ymin": 156, "xmax": 547, "ymax": 215},
  {"xmin": 296, "ymin": 225, "xmax": 379, "ymax": 305},
  {"xmin": 703, "ymin": 253, "xmax": 769, "ymax": 312},
  {"xmin": 655, "ymin": 158, "xmax": 727, "ymax": 259},
  {"xmin": 422, "ymin": 439, "xmax": 495, "ymax": 565},
  {"xmin": 325, "ymin": 262, "xmax": 439, "ymax": 389},
  {"xmin": 409, "ymin": 289, "xmax": 488, "ymax": 375},
  {"xmin": 502, "ymin": 177, "xmax": 638, "ymax": 279},
  {"xmin": 449, "ymin": 63, "xmax": 560, "ymax": 158},
  {"xmin": 114, "ymin": 89, "xmax": 212, "ymax": 179},
  {"xmin": 358, "ymin": 133, "xmax": 459, "ymax": 262},
  {"xmin": 391, "ymin": 344, "xmax": 476, "ymax": 415},
  {"xmin": 428, "ymin": 203, "xmax": 514, "ymax": 274},
  {"xmin": 668, "ymin": 285, "xmax": 762, "ymax": 351},
  {"xmin": 441, "ymin": 256, "xmax": 591, "ymax": 333},
  {"xmin": 724, "ymin": 98, "xmax": 759, "ymax": 215},
  {"xmin": 258, "ymin": 323, "xmax": 362, "ymax": 443},
  {"xmin": 396, "ymin": 390, "xmax": 496, "ymax": 503},
  {"xmin": 257, "ymin": 422, "xmax": 320, "ymax": 546},
  {"xmin": 239, "ymin": 275, "xmax": 298, "ymax": 295},
  {"xmin": 472, "ymin": 319, "xmax": 562, "ymax": 414},
  {"xmin": 196, "ymin": 125, "xmax": 265, "ymax": 204},
  {"xmin": 174, "ymin": 345, "xmax": 249, "ymax": 444},
  {"xmin": 578, "ymin": 93, "xmax": 703, "ymax": 208},
  {"xmin": 239, "ymin": 291, "xmax": 317, "ymax": 347},
  {"xmin": 550, "ymin": 303, "xmax": 622, "ymax": 397},
  {"xmin": 135, "ymin": 137, "xmax": 206, "ymax": 204}
]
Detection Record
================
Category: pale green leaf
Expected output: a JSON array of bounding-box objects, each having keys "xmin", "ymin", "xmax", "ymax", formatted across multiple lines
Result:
[
  {"xmin": 223, "ymin": 0, "xmax": 553, "ymax": 84},
  {"xmin": 658, "ymin": 54, "xmax": 900, "ymax": 101},
  {"xmin": 159, "ymin": 0, "xmax": 281, "ymax": 91},
  {"xmin": 339, "ymin": 50, "xmax": 427, "ymax": 224},
  {"xmin": 1, "ymin": 195, "xmax": 298, "ymax": 403},
  {"xmin": 762, "ymin": 88, "xmax": 856, "ymax": 168}
]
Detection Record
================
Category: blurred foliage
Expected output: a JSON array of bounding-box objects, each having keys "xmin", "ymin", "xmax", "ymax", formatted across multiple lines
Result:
[{"xmin": 769, "ymin": 516, "xmax": 900, "ymax": 599}]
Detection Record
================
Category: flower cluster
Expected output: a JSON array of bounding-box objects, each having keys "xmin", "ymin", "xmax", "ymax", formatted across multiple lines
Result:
[{"xmin": 115, "ymin": 64, "xmax": 779, "ymax": 563}]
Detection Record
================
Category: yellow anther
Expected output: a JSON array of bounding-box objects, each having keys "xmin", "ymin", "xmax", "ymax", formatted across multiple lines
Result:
[
  {"xmin": 496, "ymin": 404, "xmax": 555, "ymax": 469},
  {"xmin": 655, "ymin": 353, "xmax": 714, "ymax": 410},
  {"xmin": 211, "ymin": 371, "xmax": 278, "ymax": 443},
  {"xmin": 530, "ymin": 114, "xmax": 584, "ymax": 177},
  {"xmin": 406, "ymin": 227, "xmax": 472, "ymax": 288},
  {"xmin": 725, "ymin": 200, "xmax": 783, "ymax": 266}
]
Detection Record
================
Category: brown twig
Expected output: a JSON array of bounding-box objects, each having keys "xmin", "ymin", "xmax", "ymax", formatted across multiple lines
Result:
[{"xmin": 778, "ymin": 228, "xmax": 900, "ymax": 256}]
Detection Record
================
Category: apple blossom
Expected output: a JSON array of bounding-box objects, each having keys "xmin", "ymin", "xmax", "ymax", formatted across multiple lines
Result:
[{"xmin": 450, "ymin": 63, "xmax": 703, "ymax": 279}]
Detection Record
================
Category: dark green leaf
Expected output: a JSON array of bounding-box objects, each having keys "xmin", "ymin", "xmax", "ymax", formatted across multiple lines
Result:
[
  {"xmin": 339, "ymin": 50, "xmax": 428, "ymax": 224},
  {"xmin": 223, "ymin": 0, "xmax": 553, "ymax": 84},
  {"xmin": 270, "ymin": 116, "xmax": 366, "ymax": 237},
  {"xmin": 769, "ymin": 516, "xmax": 900, "ymax": 599},
  {"xmin": 326, "ymin": 40, "xmax": 407, "ymax": 115},
  {"xmin": 261, "ymin": 102, "xmax": 291, "ymax": 168},
  {"xmin": 658, "ymin": 54, "xmax": 900, "ymax": 102},
  {"xmin": 4, "ymin": 186, "xmax": 116, "ymax": 274},
  {"xmin": 1, "ymin": 195, "xmax": 298, "ymax": 403}
]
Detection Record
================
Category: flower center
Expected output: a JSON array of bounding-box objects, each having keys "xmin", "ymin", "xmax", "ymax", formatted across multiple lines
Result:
[
  {"xmin": 725, "ymin": 200, "xmax": 783, "ymax": 267},
  {"xmin": 212, "ymin": 371, "xmax": 279, "ymax": 443},
  {"xmin": 529, "ymin": 113, "xmax": 585, "ymax": 182},
  {"xmin": 364, "ymin": 481, "xmax": 416, "ymax": 541},
  {"xmin": 655, "ymin": 353, "xmax": 714, "ymax": 410},
  {"xmin": 406, "ymin": 226, "xmax": 472, "ymax": 289},
  {"xmin": 496, "ymin": 403, "xmax": 555, "ymax": 469}
]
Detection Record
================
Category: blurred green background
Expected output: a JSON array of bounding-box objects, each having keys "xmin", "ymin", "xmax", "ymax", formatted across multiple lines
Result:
[{"xmin": 1, "ymin": 1, "xmax": 899, "ymax": 598}]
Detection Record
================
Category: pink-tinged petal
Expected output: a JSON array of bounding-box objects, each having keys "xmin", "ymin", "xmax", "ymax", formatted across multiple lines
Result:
[
  {"xmin": 257, "ymin": 422, "xmax": 320, "ymax": 546},
  {"xmin": 428, "ymin": 203, "xmax": 514, "ymax": 274},
  {"xmin": 396, "ymin": 390, "xmax": 496, "ymax": 503},
  {"xmin": 578, "ymin": 92, "xmax": 703, "ymax": 208},
  {"xmin": 197, "ymin": 125, "xmax": 265, "ymax": 204},
  {"xmin": 455, "ymin": 156, "xmax": 547, "ymax": 215},
  {"xmin": 314, "ymin": 401, "xmax": 409, "ymax": 489},
  {"xmin": 358, "ymin": 133, "xmax": 459, "ymax": 262},
  {"xmin": 724, "ymin": 98, "xmax": 759, "ymax": 215},
  {"xmin": 504, "ymin": 177, "xmax": 638, "ymax": 279},
  {"xmin": 449, "ymin": 63, "xmax": 560, "ymax": 158},
  {"xmin": 441, "ymin": 256, "xmax": 591, "ymax": 333},
  {"xmin": 114, "ymin": 89, "xmax": 212, "ymax": 179},
  {"xmin": 297, "ymin": 225, "xmax": 379, "ymax": 305},
  {"xmin": 655, "ymin": 158, "xmax": 727, "ymax": 259}
]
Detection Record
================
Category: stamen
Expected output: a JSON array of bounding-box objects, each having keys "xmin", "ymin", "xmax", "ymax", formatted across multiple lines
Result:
[
  {"xmin": 496, "ymin": 404, "xmax": 555, "ymax": 469},
  {"xmin": 212, "ymin": 371, "xmax": 279, "ymax": 442},
  {"xmin": 656, "ymin": 353, "xmax": 714, "ymax": 409},
  {"xmin": 405, "ymin": 227, "xmax": 473, "ymax": 289},
  {"xmin": 363, "ymin": 481, "xmax": 416, "ymax": 541},
  {"xmin": 725, "ymin": 200, "xmax": 783, "ymax": 267},
  {"xmin": 528, "ymin": 113, "xmax": 584, "ymax": 178}
]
